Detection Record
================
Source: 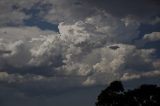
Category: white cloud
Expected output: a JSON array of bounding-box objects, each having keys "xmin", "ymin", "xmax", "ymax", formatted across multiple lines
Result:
[
  {"xmin": 143, "ymin": 32, "xmax": 160, "ymax": 42},
  {"xmin": 0, "ymin": 27, "xmax": 57, "ymax": 68},
  {"xmin": 121, "ymin": 70, "xmax": 160, "ymax": 81},
  {"xmin": 0, "ymin": 27, "xmax": 56, "ymax": 41}
]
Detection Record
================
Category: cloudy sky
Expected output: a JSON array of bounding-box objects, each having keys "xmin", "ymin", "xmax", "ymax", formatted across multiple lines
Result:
[{"xmin": 0, "ymin": 0, "xmax": 160, "ymax": 106}]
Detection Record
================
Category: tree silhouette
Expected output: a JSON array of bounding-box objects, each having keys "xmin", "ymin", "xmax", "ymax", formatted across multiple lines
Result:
[{"xmin": 96, "ymin": 81, "xmax": 160, "ymax": 106}]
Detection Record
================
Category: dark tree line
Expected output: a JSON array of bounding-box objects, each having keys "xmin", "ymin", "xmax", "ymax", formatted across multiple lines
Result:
[{"xmin": 96, "ymin": 81, "xmax": 160, "ymax": 106}]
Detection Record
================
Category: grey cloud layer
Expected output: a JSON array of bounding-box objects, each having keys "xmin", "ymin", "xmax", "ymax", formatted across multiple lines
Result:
[
  {"xmin": 1, "ymin": 0, "xmax": 160, "ymax": 26},
  {"xmin": 0, "ymin": 0, "xmax": 95, "ymax": 25}
]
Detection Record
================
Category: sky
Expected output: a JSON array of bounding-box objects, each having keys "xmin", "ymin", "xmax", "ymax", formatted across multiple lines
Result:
[{"xmin": 0, "ymin": 0, "xmax": 160, "ymax": 106}]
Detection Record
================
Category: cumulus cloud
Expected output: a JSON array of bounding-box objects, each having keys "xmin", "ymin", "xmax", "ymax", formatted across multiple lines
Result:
[
  {"xmin": 0, "ymin": 11, "xmax": 159, "ymax": 87},
  {"xmin": 0, "ymin": 27, "xmax": 57, "ymax": 68}
]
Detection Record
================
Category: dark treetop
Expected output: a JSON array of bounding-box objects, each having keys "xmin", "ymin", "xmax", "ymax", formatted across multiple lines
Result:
[{"xmin": 96, "ymin": 81, "xmax": 160, "ymax": 106}]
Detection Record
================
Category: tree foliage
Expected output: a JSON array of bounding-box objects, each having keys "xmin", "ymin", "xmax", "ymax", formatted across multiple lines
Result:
[{"xmin": 96, "ymin": 81, "xmax": 160, "ymax": 106}]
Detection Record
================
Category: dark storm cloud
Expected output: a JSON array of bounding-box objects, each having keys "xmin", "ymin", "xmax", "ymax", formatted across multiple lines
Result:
[
  {"xmin": 79, "ymin": 0, "xmax": 160, "ymax": 19},
  {"xmin": 0, "ymin": 0, "xmax": 159, "ymax": 26},
  {"xmin": 0, "ymin": 80, "xmax": 102, "ymax": 106}
]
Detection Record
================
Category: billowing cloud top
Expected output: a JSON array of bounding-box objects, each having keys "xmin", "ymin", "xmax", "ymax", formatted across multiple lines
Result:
[{"xmin": 0, "ymin": 11, "xmax": 159, "ymax": 86}]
